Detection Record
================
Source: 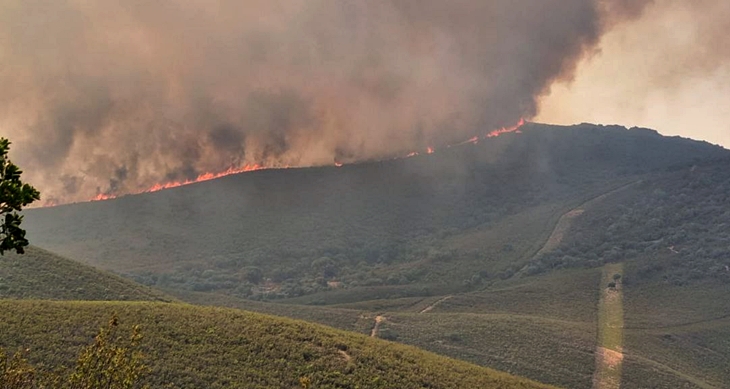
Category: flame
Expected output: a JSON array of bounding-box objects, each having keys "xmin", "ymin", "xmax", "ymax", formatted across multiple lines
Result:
[
  {"xmin": 486, "ymin": 118, "xmax": 525, "ymax": 138},
  {"xmin": 90, "ymin": 163, "xmax": 268, "ymax": 202},
  {"xmin": 82, "ymin": 118, "xmax": 526, "ymax": 204},
  {"xmin": 145, "ymin": 164, "xmax": 264, "ymax": 193},
  {"xmin": 93, "ymin": 193, "xmax": 116, "ymax": 202}
]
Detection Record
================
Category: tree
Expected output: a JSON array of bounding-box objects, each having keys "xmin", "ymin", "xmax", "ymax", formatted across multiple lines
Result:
[{"xmin": 0, "ymin": 138, "xmax": 40, "ymax": 255}]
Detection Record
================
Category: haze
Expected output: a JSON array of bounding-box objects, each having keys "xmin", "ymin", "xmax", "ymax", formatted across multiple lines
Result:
[
  {"xmin": 539, "ymin": 0, "xmax": 730, "ymax": 149},
  {"xmin": 2, "ymin": 0, "xmax": 726, "ymax": 204}
]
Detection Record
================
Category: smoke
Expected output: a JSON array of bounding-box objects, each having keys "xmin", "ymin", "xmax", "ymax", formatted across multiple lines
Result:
[
  {"xmin": 0, "ymin": 0, "xmax": 650, "ymax": 204},
  {"xmin": 539, "ymin": 0, "xmax": 730, "ymax": 148}
]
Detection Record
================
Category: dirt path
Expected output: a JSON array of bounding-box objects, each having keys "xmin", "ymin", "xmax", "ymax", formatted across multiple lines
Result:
[
  {"xmin": 515, "ymin": 181, "xmax": 641, "ymax": 277},
  {"xmin": 593, "ymin": 263, "xmax": 625, "ymax": 389},
  {"xmin": 419, "ymin": 296, "xmax": 453, "ymax": 313},
  {"xmin": 534, "ymin": 209, "xmax": 585, "ymax": 258},
  {"xmin": 535, "ymin": 181, "xmax": 642, "ymax": 262},
  {"xmin": 370, "ymin": 315, "xmax": 386, "ymax": 338}
]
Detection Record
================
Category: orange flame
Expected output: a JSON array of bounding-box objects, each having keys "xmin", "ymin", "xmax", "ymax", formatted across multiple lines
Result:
[
  {"xmin": 486, "ymin": 118, "xmax": 525, "ymax": 138},
  {"xmin": 93, "ymin": 193, "xmax": 116, "ymax": 202},
  {"xmin": 85, "ymin": 118, "xmax": 526, "ymax": 204}
]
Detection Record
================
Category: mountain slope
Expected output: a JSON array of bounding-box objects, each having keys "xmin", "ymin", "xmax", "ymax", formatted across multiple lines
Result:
[
  {"xmin": 0, "ymin": 246, "xmax": 173, "ymax": 302},
  {"xmin": 0, "ymin": 300, "xmax": 556, "ymax": 389},
  {"xmin": 23, "ymin": 123, "xmax": 728, "ymax": 302},
  {"xmin": 17, "ymin": 123, "xmax": 730, "ymax": 388}
]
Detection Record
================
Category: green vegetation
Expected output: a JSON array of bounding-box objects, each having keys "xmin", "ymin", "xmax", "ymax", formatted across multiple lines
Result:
[
  {"xmin": 0, "ymin": 137, "xmax": 40, "ymax": 255},
  {"xmin": 0, "ymin": 246, "xmax": 173, "ymax": 302},
  {"xmin": 593, "ymin": 263, "xmax": 624, "ymax": 389},
  {"xmin": 0, "ymin": 300, "xmax": 556, "ymax": 389},
  {"xmin": 529, "ymin": 159, "xmax": 730, "ymax": 285},
  {"xmin": 620, "ymin": 260, "xmax": 730, "ymax": 388},
  {"xmin": 24, "ymin": 124, "xmax": 726, "ymax": 303},
  {"xmin": 171, "ymin": 269, "xmax": 602, "ymax": 388},
  {"xmin": 381, "ymin": 312, "xmax": 596, "ymax": 389},
  {"xmin": 1, "ymin": 314, "xmax": 148, "ymax": 389},
  {"xmin": 14, "ymin": 125, "xmax": 730, "ymax": 388}
]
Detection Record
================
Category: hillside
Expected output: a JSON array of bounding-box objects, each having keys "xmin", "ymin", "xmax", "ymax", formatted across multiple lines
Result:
[
  {"xmin": 23, "ymin": 123, "xmax": 728, "ymax": 303},
  {"xmin": 168, "ymin": 265, "xmax": 730, "ymax": 389},
  {"xmin": 0, "ymin": 300, "xmax": 556, "ymax": 389},
  {"xmin": 16, "ymin": 123, "xmax": 730, "ymax": 388},
  {"xmin": 0, "ymin": 246, "xmax": 173, "ymax": 302}
]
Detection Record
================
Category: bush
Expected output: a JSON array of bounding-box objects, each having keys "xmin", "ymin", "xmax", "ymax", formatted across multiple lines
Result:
[{"xmin": 0, "ymin": 314, "xmax": 148, "ymax": 389}]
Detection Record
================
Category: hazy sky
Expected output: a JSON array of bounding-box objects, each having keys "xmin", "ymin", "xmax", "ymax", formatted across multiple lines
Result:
[
  {"xmin": 538, "ymin": 0, "xmax": 730, "ymax": 148},
  {"xmin": 1, "ymin": 0, "xmax": 726, "ymax": 204}
]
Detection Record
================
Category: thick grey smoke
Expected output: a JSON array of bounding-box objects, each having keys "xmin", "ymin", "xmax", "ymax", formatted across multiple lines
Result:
[{"xmin": 0, "ymin": 0, "xmax": 650, "ymax": 204}]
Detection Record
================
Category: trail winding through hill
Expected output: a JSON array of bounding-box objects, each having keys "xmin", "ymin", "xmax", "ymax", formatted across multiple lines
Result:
[
  {"xmin": 517, "ymin": 181, "xmax": 642, "ymax": 277},
  {"xmin": 419, "ymin": 296, "xmax": 453, "ymax": 314},
  {"xmin": 370, "ymin": 315, "xmax": 386, "ymax": 338},
  {"xmin": 592, "ymin": 263, "xmax": 624, "ymax": 389}
]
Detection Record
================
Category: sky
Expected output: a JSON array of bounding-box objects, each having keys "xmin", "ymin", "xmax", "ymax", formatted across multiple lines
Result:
[
  {"xmin": 0, "ymin": 0, "xmax": 727, "ymax": 203},
  {"xmin": 538, "ymin": 0, "xmax": 730, "ymax": 149}
]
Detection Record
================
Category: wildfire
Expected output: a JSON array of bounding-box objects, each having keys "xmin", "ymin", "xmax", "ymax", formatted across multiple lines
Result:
[
  {"xmin": 83, "ymin": 118, "xmax": 526, "ymax": 204},
  {"xmin": 91, "ymin": 163, "xmax": 268, "ymax": 202},
  {"xmin": 146, "ymin": 164, "xmax": 264, "ymax": 193},
  {"xmin": 486, "ymin": 118, "xmax": 525, "ymax": 138},
  {"xmin": 93, "ymin": 193, "xmax": 116, "ymax": 202}
]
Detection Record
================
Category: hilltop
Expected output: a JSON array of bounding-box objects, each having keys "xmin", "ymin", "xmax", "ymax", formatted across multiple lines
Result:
[
  {"xmin": 0, "ymin": 300, "xmax": 555, "ymax": 389},
  {"xmin": 0, "ymin": 246, "xmax": 173, "ymax": 302}
]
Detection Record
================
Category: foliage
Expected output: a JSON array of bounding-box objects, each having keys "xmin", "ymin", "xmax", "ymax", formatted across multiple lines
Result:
[
  {"xmin": 528, "ymin": 158, "xmax": 730, "ymax": 285},
  {"xmin": 0, "ymin": 246, "xmax": 174, "ymax": 302},
  {"xmin": 61, "ymin": 314, "xmax": 148, "ymax": 389},
  {"xmin": 0, "ymin": 348, "xmax": 35, "ymax": 389},
  {"xmin": 0, "ymin": 138, "xmax": 40, "ymax": 255},
  {"xmin": 0, "ymin": 314, "xmax": 148, "ymax": 389},
  {"xmin": 24, "ymin": 124, "xmax": 727, "ymax": 302},
  {"xmin": 0, "ymin": 300, "xmax": 556, "ymax": 389},
  {"xmin": 621, "ymin": 275, "xmax": 730, "ymax": 388}
]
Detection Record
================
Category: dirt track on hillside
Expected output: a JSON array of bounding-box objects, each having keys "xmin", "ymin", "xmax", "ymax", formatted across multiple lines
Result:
[{"xmin": 370, "ymin": 315, "xmax": 386, "ymax": 337}]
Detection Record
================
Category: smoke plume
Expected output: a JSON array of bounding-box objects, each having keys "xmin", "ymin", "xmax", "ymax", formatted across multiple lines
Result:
[
  {"xmin": 0, "ymin": 0, "xmax": 650, "ymax": 204},
  {"xmin": 538, "ymin": 0, "xmax": 730, "ymax": 149}
]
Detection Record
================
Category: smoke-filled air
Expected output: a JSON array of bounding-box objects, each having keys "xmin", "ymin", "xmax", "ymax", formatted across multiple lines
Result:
[{"xmin": 1, "ymin": 0, "xmax": 652, "ymax": 205}]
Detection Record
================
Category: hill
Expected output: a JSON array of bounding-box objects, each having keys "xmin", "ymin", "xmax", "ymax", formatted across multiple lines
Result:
[
  {"xmin": 0, "ymin": 246, "xmax": 173, "ymax": 302},
  {"xmin": 0, "ymin": 300, "xmax": 556, "ymax": 389},
  {"xmin": 22, "ymin": 123, "xmax": 728, "ymax": 303},
  {"xmin": 17, "ymin": 123, "xmax": 730, "ymax": 388}
]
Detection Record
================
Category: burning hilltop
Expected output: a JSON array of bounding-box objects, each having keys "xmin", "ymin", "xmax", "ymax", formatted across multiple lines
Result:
[
  {"xmin": 84, "ymin": 118, "xmax": 526, "ymax": 205},
  {"xmin": 2, "ymin": 1, "xmax": 655, "ymax": 205}
]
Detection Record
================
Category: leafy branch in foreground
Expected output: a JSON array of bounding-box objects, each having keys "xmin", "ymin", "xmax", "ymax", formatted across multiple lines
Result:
[{"xmin": 0, "ymin": 138, "xmax": 40, "ymax": 255}]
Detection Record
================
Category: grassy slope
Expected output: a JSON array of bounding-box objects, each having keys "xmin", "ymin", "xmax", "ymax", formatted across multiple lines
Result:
[
  {"xmin": 175, "ymin": 270, "xmax": 601, "ymax": 389},
  {"xmin": 377, "ymin": 269, "xmax": 601, "ymax": 389},
  {"xmin": 0, "ymin": 300, "xmax": 556, "ymax": 389},
  {"xmin": 620, "ymin": 259, "xmax": 730, "ymax": 389},
  {"xmin": 23, "ymin": 124, "xmax": 726, "ymax": 303},
  {"xmin": 593, "ymin": 264, "xmax": 625, "ymax": 389},
  {"xmin": 0, "ymin": 246, "xmax": 173, "ymax": 302},
  {"xmin": 14, "ymin": 125, "xmax": 730, "ymax": 388}
]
